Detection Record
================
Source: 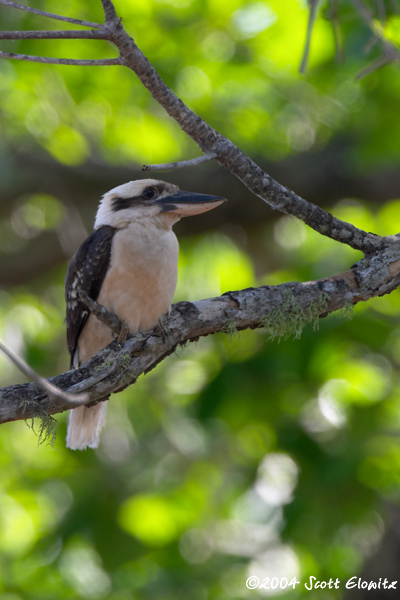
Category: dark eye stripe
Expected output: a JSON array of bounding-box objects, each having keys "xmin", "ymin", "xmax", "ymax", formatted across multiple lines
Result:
[
  {"xmin": 111, "ymin": 184, "xmax": 170, "ymax": 212},
  {"xmin": 111, "ymin": 196, "xmax": 138, "ymax": 211}
]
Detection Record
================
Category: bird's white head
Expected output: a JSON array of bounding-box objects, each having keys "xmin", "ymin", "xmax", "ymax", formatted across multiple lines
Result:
[{"xmin": 94, "ymin": 178, "xmax": 226, "ymax": 230}]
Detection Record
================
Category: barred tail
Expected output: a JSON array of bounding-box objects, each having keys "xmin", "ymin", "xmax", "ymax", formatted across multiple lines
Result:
[{"xmin": 66, "ymin": 402, "xmax": 108, "ymax": 450}]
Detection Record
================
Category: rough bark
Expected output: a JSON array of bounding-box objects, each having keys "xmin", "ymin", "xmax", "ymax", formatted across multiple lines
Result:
[
  {"xmin": 2, "ymin": 248, "xmax": 400, "ymax": 424},
  {"xmin": 106, "ymin": 14, "xmax": 382, "ymax": 253},
  {"xmin": 1, "ymin": 1, "xmax": 400, "ymax": 426}
]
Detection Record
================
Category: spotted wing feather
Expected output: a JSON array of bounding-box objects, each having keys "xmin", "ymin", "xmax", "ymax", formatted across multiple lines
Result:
[{"xmin": 65, "ymin": 225, "xmax": 117, "ymax": 366}]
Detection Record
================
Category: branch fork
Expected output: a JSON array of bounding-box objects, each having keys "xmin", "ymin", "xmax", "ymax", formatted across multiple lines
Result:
[{"xmin": 0, "ymin": 0, "xmax": 120, "ymax": 66}]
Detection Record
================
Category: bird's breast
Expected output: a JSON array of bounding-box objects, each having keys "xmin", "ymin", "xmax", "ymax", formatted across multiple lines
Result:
[{"xmin": 98, "ymin": 222, "xmax": 179, "ymax": 332}]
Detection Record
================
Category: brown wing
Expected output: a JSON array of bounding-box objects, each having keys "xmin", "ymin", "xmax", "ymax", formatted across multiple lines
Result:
[{"xmin": 65, "ymin": 225, "xmax": 117, "ymax": 367}]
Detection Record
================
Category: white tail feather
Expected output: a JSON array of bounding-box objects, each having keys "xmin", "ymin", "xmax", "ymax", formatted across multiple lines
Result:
[{"xmin": 66, "ymin": 402, "xmax": 108, "ymax": 450}]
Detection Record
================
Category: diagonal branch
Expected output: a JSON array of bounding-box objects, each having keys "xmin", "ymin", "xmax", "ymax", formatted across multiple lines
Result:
[
  {"xmin": 1, "ymin": 246, "xmax": 400, "ymax": 424},
  {"xmin": 353, "ymin": 0, "xmax": 400, "ymax": 74},
  {"xmin": 104, "ymin": 15, "xmax": 384, "ymax": 254},
  {"xmin": 0, "ymin": 339, "xmax": 87, "ymax": 406},
  {"xmin": 356, "ymin": 54, "xmax": 392, "ymax": 79},
  {"xmin": 0, "ymin": 0, "xmax": 390, "ymax": 254},
  {"xmin": 0, "ymin": 0, "xmax": 102, "ymax": 28}
]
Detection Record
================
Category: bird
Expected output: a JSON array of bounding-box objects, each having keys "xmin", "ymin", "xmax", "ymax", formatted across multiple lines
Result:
[{"xmin": 65, "ymin": 178, "xmax": 226, "ymax": 450}]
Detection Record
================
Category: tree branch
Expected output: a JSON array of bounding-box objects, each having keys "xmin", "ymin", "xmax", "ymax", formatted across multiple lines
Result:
[
  {"xmin": 0, "ymin": 29, "xmax": 111, "ymax": 40},
  {"xmin": 330, "ymin": 0, "xmax": 345, "ymax": 64},
  {"xmin": 0, "ymin": 0, "xmax": 102, "ymax": 28},
  {"xmin": 353, "ymin": 0, "xmax": 400, "ymax": 76},
  {"xmin": 0, "ymin": 0, "xmax": 391, "ymax": 254},
  {"xmin": 102, "ymin": 9, "xmax": 384, "ymax": 254},
  {"xmin": 0, "ymin": 1, "xmax": 386, "ymax": 253},
  {"xmin": 299, "ymin": 0, "xmax": 320, "ymax": 73},
  {"xmin": 0, "ymin": 339, "xmax": 87, "ymax": 406},
  {"xmin": 356, "ymin": 54, "xmax": 392, "ymax": 79},
  {"xmin": 2, "ymin": 247, "xmax": 400, "ymax": 424},
  {"xmin": 142, "ymin": 153, "xmax": 217, "ymax": 171},
  {"xmin": 0, "ymin": 51, "xmax": 121, "ymax": 66},
  {"xmin": 100, "ymin": 0, "xmax": 119, "ymax": 24},
  {"xmin": 1, "ymin": 0, "xmax": 400, "ymax": 429}
]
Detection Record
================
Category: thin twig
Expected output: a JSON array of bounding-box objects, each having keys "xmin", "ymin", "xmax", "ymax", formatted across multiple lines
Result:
[
  {"xmin": 364, "ymin": 35, "xmax": 379, "ymax": 53},
  {"xmin": 330, "ymin": 0, "xmax": 345, "ymax": 64},
  {"xmin": 0, "ymin": 0, "xmax": 103, "ymax": 28},
  {"xmin": 376, "ymin": 0, "xmax": 386, "ymax": 25},
  {"xmin": 0, "ymin": 29, "xmax": 111, "ymax": 40},
  {"xmin": 299, "ymin": 0, "xmax": 320, "ymax": 73},
  {"xmin": 0, "ymin": 51, "xmax": 121, "ymax": 66},
  {"xmin": 143, "ymin": 153, "xmax": 217, "ymax": 172},
  {"xmin": 353, "ymin": 0, "xmax": 400, "ymax": 59},
  {"xmin": 356, "ymin": 54, "xmax": 392, "ymax": 79},
  {"xmin": 353, "ymin": 0, "xmax": 380, "ymax": 30},
  {"xmin": 78, "ymin": 290, "xmax": 122, "ymax": 337},
  {"xmin": 0, "ymin": 339, "xmax": 87, "ymax": 405}
]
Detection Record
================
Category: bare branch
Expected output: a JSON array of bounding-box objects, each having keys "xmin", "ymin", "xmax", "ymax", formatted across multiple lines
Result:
[
  {"xmin": 0, "ymin": 0, "xmax": 103, "ymax": 28},
  {"xmin": 0, "ymin": 51, "xmax": 121, "ymax": 66},
  {"xmin": 0, "ymin": 0, "xmax": 390, "ymax": 253},
  {"xmin": 78, "ymin": 290, "xmax": 122, "ymax": 337},
  {"xmin": 356, "ymin": 54, "xmax": 392, "ymax": 79},
  {"xmin": 364, "ymin": 34, "xmax": 380, "ymax": 54},
  {"xmin": 143, "ymin": 153, "xmax": 217, "ymax": 172},
  {"xmin": 107, "ymin": 17, "xmax": 384, "ymax": 254},
  {"xmin": 2, "ymin": 245, "xmax": 400, "ymax": 423},
  {"xmin": 0, "ymin": 339, "xmax": 87, "ymax": 406},
  {"xmin": 100, "ymin": 0, "xmax": 119, "ymax": 23},
  {"xmin": 299, "ymin": 0, "xmax": 321, "ymax": 73},
  {"xmin": 0, "ymin": 29, "xmax": 111, "ymax": 40},
  {"xmin": 353, "ymin": 0, "xmax": 380, "ymax": 31},
  {"xmin": 353, "ymin": 0, "xmax": 400, "ymax": 64}
]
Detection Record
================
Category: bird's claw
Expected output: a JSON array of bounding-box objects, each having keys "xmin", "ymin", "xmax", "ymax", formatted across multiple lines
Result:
[
  {"xmin": 118, "ymin": 322, "xmax": 130, "ymax": 344},
  {"xmin": 157, "ymin": 319, "xmax": 169, "ymax": 344}
]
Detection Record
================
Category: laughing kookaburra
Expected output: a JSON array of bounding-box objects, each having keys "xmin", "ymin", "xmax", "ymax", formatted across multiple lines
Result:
[{"xmin": 65, "ymin": 179, "xmax": 226, "ymax": 450}]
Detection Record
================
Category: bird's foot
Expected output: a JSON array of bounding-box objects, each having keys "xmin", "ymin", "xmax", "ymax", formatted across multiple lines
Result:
[{"xmin": 118, "ymin": 322, "xmax": 130, "ymax": 344}]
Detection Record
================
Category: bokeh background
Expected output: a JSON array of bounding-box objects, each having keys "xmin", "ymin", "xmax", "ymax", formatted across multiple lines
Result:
[{"xmin": 1, "ymin": 0, "xmax": 400, "ymax": 598}]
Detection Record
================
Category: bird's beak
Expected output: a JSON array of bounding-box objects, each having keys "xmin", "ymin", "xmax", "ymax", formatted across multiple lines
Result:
[{"xmin": 156, "ymin": 190, "xmax": 227, "ymax": 216}]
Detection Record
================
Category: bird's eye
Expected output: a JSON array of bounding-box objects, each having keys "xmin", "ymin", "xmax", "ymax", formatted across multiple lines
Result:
[{"xmin": 142, "ymin": 186, "xmax": 157, "ymax": 200}]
